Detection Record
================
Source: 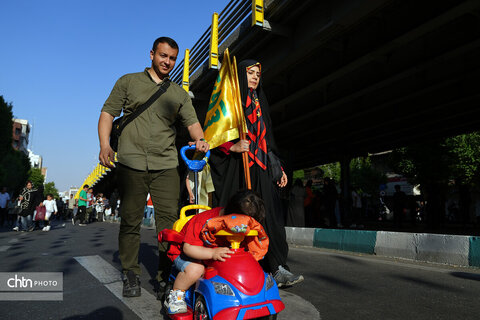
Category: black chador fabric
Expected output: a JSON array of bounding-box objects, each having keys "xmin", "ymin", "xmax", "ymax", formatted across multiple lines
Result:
[{"xmin": 209, "ymin": 59, "xmax": 288, "ymax": 273}]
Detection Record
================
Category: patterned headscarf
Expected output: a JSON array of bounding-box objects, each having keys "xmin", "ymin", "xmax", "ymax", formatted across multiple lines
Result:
[{"xmin": 239, "ymin": 61, "xmax": 268, "ymax": 170}]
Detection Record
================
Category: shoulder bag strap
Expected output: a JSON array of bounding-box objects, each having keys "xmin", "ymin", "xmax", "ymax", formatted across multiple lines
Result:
[{"xmin": 117, "ymin": 79, "xmax": 171, "ymax": 133}]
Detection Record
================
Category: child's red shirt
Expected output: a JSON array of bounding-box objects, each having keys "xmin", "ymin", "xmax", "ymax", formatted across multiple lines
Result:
[{"xmin": 167, "ymin": 207, "xmax": 222, "ymax": 262}]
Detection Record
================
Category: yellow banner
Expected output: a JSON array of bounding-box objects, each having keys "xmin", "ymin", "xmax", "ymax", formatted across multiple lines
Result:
[{"xmin": 203, "ymin": 49, "xmax": 246, "ymax": 149}]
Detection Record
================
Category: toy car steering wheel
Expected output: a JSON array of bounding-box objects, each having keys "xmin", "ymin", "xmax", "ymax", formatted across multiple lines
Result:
[{"xmin": 215, "ymin": 230, "xmax": 259, "ymax": 249}]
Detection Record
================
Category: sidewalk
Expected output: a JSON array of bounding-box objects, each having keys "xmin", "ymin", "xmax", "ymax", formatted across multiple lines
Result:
[{"xmin": 285, "ymin": 226, "xmax": 480, "ymax": 268}]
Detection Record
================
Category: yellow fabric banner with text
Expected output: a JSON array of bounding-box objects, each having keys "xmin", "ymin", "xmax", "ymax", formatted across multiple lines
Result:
[{"xmin": 203, "ymin": 49, "xmax": 246, "ymax": 149}]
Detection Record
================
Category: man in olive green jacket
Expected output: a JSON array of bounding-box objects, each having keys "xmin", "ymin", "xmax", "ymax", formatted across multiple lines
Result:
[{"xmin": 98, "ymin": 37, "xmax": 209, "ymax": 298}]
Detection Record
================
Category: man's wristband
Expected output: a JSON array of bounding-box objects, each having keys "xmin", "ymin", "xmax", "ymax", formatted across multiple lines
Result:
[{"xmin": 199, "ymin": 138, "xmax": 206, "ymax": 142}]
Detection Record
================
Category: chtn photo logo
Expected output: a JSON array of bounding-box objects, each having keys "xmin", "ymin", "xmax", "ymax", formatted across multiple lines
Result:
[
  {"xmin": 6, "ymin": 274, "xmax": 59, "ymax": 288},
  {"xmin": 7, "ymin": 274, "xmax": 33, "ymax": 288},
  {"xmin": 0, "ymin": 272, "xmax": 63, "ymax": 301}
]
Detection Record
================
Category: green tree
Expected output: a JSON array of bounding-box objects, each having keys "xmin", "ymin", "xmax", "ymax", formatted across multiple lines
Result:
[
  {"xmin": 0, "ymin": 96, "xmax": 13, "ymax": 155},
  {"xmin": 319, "ymin": 157, "xmax": 386, "ymax": 196},
  {"xmin": 320, "ymin": 162, "xmax": 341, "ymax": 182},
  {"xmin": 28, "ymin": 167, "xmax": 45, "ymax": 189},
  {"xmin": 446, "ymin": 132, "xmax": 480, "ymax": 186},
  {"xmin": 350, "ymin": 157, "xmax": 387, "ymax": 196},
  {"xmin": 388, "ymin": 133, "xmax": 480, "ymax": 227},
  {"xmin": 389, "ymin": 141, "xmax": 451, "ymax": 187},
  {"xmin": 44, "ymin": 181, "xmax": 59, "ymax": 198},
  {"xmin": 0, "ymin": 96, "xmax": 32, "ymax": 194},
  {"xmin": 0, "ymin": 150, "xmax": 31, "ymax": 194}
]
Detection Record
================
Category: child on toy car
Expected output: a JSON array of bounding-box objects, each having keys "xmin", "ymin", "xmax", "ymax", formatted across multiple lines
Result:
[{"xmin": 165, "ymin": 190, "xmax": 269, "ymax": 315}]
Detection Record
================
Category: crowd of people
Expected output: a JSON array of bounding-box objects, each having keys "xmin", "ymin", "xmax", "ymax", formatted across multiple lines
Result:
[
  {"xmin": 284, "ymin": 177, "xmax": 418, "ymax": 230},
  {"xmin": 0, "ymin": 182, "xmax": 127, "ymax": 232},
  {"xmin": 285, "ymin": 178, "xmax": 345, "ymax": 229},
  {"xmin": 71, "ymin": 185, "xmax": 121, "ymax": 226},
  {"xmin": 0, "ymin": 181, "xmax": 60, "ymax": 232}
]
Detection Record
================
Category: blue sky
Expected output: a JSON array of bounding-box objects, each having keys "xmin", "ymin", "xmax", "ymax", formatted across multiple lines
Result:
[{"xmin": 0, "ymin": 0, "xmax": 230, "ymax": 192}]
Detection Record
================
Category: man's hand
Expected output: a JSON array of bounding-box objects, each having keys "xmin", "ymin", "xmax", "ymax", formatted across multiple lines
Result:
[
  {"xmin": 277, "ymin": 171, "xmax": 288, "ymax": 188},
  {"xmin": 230, "ymin": 139, "xmax": 249, "ymax": 153},
  {"xmin": 187, "ymin": 122, "xmax": 210, "ymax": 153},
  {"xmin": 99, "ymin": 145, "xmax": 116, "ymax": 168},
  {"xmin": 212, "ymin": 247, "xmax": 234, "ymax": 262},
  {"xmin": 188, "ymin": 139, "xmax": 210, "ymax": 153},
  {"xmin": 98, "ymin": 111, "xmax": 115, "ymax": 168}
]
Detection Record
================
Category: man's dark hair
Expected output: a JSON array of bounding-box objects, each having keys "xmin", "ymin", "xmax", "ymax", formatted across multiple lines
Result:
[
  {"xmin": 83, "ymin": 184, "xmax": 89, "ymax": 189},
  {"xmin": 152, "ymin": 37, "xmax": 179, "ymax": 52},
  {"xmin": 224, "ymin": 190, "xmax": 266, "ymax": 225},
  {"xmin": 46, "ymin": 193, "xmax": 53, "ymax": 198}
]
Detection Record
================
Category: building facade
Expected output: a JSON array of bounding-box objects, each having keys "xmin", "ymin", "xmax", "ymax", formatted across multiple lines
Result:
[
  {"xmin": 12, "ymin": 119, "xmax": 30, "ymax": 154},
  {"xmin": 28, "ymin": 149, "xmax": 43, "ymax": 168}
]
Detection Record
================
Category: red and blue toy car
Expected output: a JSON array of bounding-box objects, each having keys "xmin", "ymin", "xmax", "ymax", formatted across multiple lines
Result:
[{"xmin": 158, "ymin": 145, "xmax": 284, "ymax": 319}]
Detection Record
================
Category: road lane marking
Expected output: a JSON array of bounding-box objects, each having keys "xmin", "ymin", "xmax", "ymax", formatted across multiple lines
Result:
[{"xmin": 74, "ymin": 255, "xmax": 161, "ymax": 320}]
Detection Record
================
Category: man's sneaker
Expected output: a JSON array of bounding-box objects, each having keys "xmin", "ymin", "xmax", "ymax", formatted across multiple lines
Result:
[
  {"xmin": 165, "ymin": 289, "xmax": 187, "ymax": 314},
  {"xmin": 78, "ymin": 223, "xmax": 86, "ymax": 226},
  {"xmin": 122, "ymin": 271, "xmax": 141, "ymax": 297},
  {"xmin": 274, "ymin": 266, "xmax": 304, "ymax": 288},
  {"xmin": 71, "ymin": 218, "xmax": 75, "ymax": 225},
  {"xmin": 12, "ymin": 226, "xmax": 19, "ymax": 231}
]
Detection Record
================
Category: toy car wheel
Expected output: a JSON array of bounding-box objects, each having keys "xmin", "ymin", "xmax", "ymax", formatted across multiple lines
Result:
[{"xmin": 194, "ymin": 294, "xmax": 209, "ymax": 320}]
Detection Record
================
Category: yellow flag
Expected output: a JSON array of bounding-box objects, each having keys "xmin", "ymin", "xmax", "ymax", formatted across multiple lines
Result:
[{"xmin": 203, "ymin": 49, "xmax": 246, "ymax": 149}]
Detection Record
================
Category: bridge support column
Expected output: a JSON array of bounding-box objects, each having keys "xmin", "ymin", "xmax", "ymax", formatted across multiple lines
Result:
[{"xmin": 340, "ymin": 155, "xmax": 352, "ymax": 224}]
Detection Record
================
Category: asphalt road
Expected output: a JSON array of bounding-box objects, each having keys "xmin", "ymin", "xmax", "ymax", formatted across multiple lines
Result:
[{"xmin": 0, "ymin": 220, "xmax": 478, "ymax": 320}]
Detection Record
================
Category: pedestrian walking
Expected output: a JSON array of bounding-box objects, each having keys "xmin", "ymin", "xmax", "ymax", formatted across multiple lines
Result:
[
  {"xmin": 393, "ymin": 184, "xmax": 407, "ymax": 228},
  {"xmin": 286, "ymin": 179, "xmax": 305, "ymax": 227},
  {"xmin": 98, "ymin": 36, "xmax": 209, "ymax": 299},
  {"xmin": 73, "ymin": 185, "xmax": 88, "ymax": 226},
  {"xmin": 14, "ymin": 181, "xmax": 42, "ymax": 232},
  {"xmin": 0, "ymin": 187, "xmax": 10, "ymax": 228},
  {"xmin": 42, "ymin": 194, "xmax": 57, "ymax": 231},
  {"xmin": 67, "ymin": 194, "xmax": 75, "ymax": 219},
  {"xmin": 208, "ymin": 59, "xmax": 303, "ymax": 287}
]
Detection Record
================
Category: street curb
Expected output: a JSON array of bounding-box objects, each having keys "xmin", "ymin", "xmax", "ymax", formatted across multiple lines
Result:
[
  {"xmin": 314, "ymin": 229, "xmax": 376, "ymax": 254},
  {"xmin": 470, "ymin": 236, "xmax": 480, "ymax": 267},
  {"xmin": 286, "ymin": 227, "xmax": 480, "ymax": 268}
]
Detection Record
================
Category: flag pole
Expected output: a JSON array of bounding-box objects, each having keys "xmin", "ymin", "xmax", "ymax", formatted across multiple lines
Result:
[{"xmin": 232, "ymin": 55, "xmax": 251, "ymax": 189}]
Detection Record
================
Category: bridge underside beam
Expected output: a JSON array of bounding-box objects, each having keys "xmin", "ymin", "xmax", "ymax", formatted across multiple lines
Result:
[{"xmin": 187, "ymin": 0, "xmax": 480, "ymax": 170}]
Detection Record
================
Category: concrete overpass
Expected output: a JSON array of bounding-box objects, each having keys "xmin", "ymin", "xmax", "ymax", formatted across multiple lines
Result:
[{"xmin": 176, "ymin": 0, "xmax": 480, "ymax": 170}]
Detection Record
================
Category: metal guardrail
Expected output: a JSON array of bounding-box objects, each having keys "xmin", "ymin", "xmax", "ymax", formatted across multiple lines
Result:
[{"xmin": 170, "ymin": 0, "xmax": 256, "ymax": 85}]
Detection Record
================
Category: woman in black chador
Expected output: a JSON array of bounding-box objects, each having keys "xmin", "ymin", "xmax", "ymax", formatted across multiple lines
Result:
[{"xmin": 209, "ymin": 59, "xmax": 303, "ymax": 287}]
